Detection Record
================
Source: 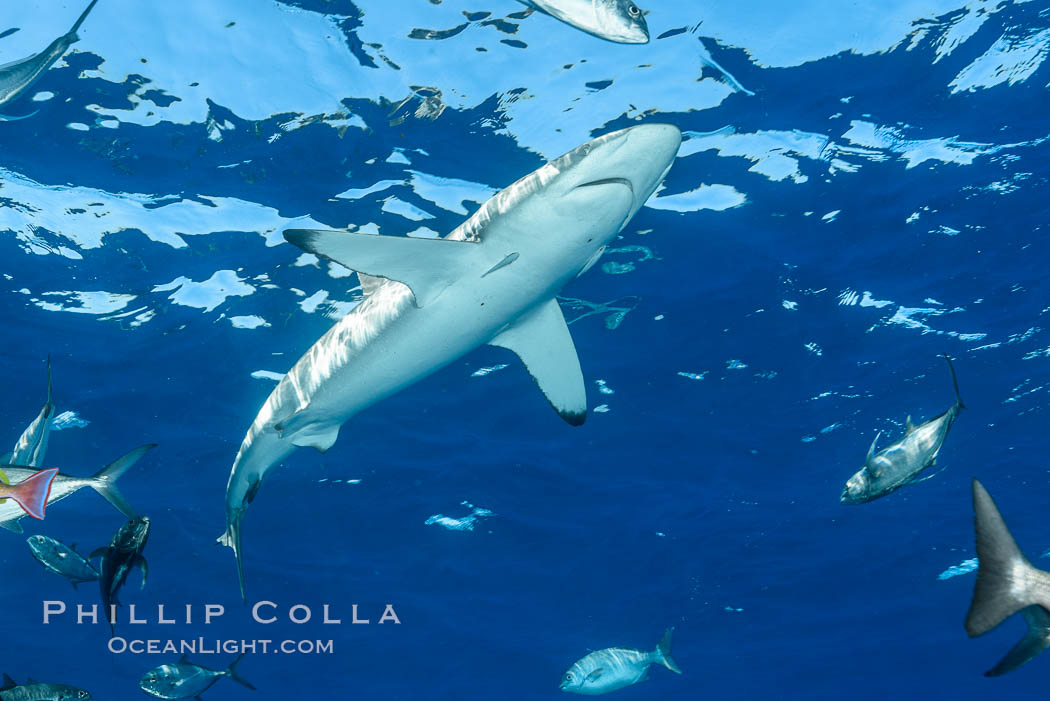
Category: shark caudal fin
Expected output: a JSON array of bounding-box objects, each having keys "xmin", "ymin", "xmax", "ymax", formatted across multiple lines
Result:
[
  {"xmin": 5, "ymin": 468, "xmax": 58, "ymax": 520},
  {"xmin": 217, "ymin": 512, "xmax": 247, "ymax": 604},
  {"xmin": 68, "ymin": 0, "xmax": 99, "ymax": 38},
  {"xmin": 965, "ymin": 480, "xmax": 1050, "ymax": 637},
  {"xmin": 225, "ymin": 652, "xmax": 256, "ymax": 690},
  {"xmin": 88, "ymin": 444, "xmax": 156, "ymax": 519},
  {"xmin": 652, "ymin": 627, "xmax": 682, "ymax": 675},
  {"xmin": 943, "ymin": 353, "xmax": 966, "ymax": 410},
  {"xmin": 985, "ymin": 606, "xmax": 1050, "ymax": 677}
]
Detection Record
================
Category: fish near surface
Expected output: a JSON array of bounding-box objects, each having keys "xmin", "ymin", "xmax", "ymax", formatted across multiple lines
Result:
[
  {"xmin": 841, "ymin": 355, "xmax": 965, "ymax": 504},
  {"xmin": 0, "ymin": 444, "xmax": 154, "ymax": 534},
  {"xmin": 965, "ymin": 479, "xmax": 1050, "ymax": 676},
  {"xmin": 92, "ymin": 515, "xmax": 150, "ymax": 630},
  {"xmin": 27, "ymin": 535, "xmax": 100, "ymax": 588},
  {"xmin": 520, "ymin": 0, "xmax": 648, "ymax": 43},
  {"xmin": 10, "ymin": 357, "xmax": 54, "ymax": 468},
  {"xmin": 139, "ymin": 653, "xmax": 255, "ymax": 700},
  {"xmin": 560, "ymin": 628, "xmax": 681, "ymax": 695},
  {"xmin": 0, "ymin": 0, "xmax": 99, "ymax": 120},
  {"xmin": 220, "ymin": 124, "xmax": 682, "ymax": 601},
  {"xmin": 0, "ymin": 673, "xmax": 90, "ymax": 700}
]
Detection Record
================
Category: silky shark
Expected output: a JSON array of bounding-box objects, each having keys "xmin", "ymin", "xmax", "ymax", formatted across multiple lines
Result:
[
  {"xmin": 966, "ymin": 480, "xmax": 1050, "ymax": 676},
  {"xmin": 840, "ymin": 355, "xmax": 965, "ymax": 504},
  {"xmin": 0, "ymin": 444, "xmax": 154, "ymax": 534},
  {"xmin": 9, "ymin": 357, "xmax": 55, "ymax": 468},
  {"xmin": 220, "ymin": 123, "xmax": 683, "ymax": 600},
  {"xmin": 520, "ymin": 0, "xmax": 649, "ymax": 44},
  {"xmin": 0, "ymin": 0, "xmax": 99, "ymax": 121}
]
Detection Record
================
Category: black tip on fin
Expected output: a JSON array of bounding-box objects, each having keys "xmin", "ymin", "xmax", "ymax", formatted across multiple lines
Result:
[{"xmin": 560, "ymin": 410, "xmax": 586, "ymax": 427}]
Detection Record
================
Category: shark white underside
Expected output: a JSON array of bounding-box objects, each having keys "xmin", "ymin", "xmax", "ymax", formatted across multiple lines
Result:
[{"xmin": 220, "ymin": 124, "xmax": 682, "ymax": 600}]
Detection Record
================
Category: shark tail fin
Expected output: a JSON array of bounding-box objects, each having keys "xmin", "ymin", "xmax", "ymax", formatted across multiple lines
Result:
[
  {"xmin": 217, "ymin": 512, "xmax": 247, "ymax": 605},
  {"xmin": 89, "ymin": 444, "xmax": 155, "ymax": 519},
  {"xmin": 966, "ymin": 480, "xmax": 1050, "ymax": 637},
  {"xmin": 226, "ymin": 652, "xmax": 256, "ymax": 690},
  {"xmin": 943, "ymin": 353, "xmax": 966, "ymax": 410},
  {"xmin": 652, "ymin": 627, "xmax": 682, "ymax": 675},
  {"xmin": 68, "ymin": 0, "xmax": 99, "ymax": 37},
  {"xmin": 6, "ymin": 468, "xmax": 58, "ymax": 520},
  {"xmin": 985, "ymin": 606, "xmax": 1050, "ymax": 677}
]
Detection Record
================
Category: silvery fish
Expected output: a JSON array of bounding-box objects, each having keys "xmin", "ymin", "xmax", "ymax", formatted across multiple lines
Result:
[
  {"xmin": 520, "ymin": 0, "xmax": 648, "ymax": 43},
  {"xmin": 139, "ymin": 653, "xmax": 255, "ymax": 700},
  {"xmin": 27, "ymin": 535, "xmax": 100, "ymax": 589},
  {"xmin": 560, "ymin": 628, "xmax": 681, "ymax": 695},
  {"xmin": 0, "ymin": 444, "xmax": 155, "ymax": 534},
  {"xmin": 841, "ymin": 355, "xmax": 965, "ymax": 504},
  {"xmin": 10, "ymin": 357, "xmax": 54, "ymax": 468},
  {"xmin": 0, "ymin": 674, "xmax": 90, "ymax": 701},
  {"xmin": 0, "ymin": 0, "xmax": 99, "ymax": 120},
  {"xmin": 92, "ymin": 515, "xmax": 150, "ymax": 631}
]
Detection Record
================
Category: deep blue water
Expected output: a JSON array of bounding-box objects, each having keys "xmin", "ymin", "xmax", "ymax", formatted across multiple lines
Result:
[{"xmin": 1, "ymin": 0, "xmax": 1049, "ymax": 698}]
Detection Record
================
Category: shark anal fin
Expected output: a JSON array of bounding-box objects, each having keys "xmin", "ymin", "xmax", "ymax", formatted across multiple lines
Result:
[
  {"xmin": 490, "ymin": 298, "xmax": 587, "ymax": 426},
  {"xmin": 284, "ymin": 229, "xmax": 480, "ymax": 307}
]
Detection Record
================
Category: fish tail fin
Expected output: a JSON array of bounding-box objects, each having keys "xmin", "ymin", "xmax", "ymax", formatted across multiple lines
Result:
[
  {"xmin": 68, "ymin": 0, "xmax": 99, "ymax": 37},
  {"xmin": 6, "ymin": 468, "xmax": 58, "ymax": 520},
  {"xmin": 943, "ymin": 353, "xmax": 966, "ymax": 410},
  {"xmin": 217, "ymin": 511, "xmax": 247, "ymax": 605},
  {"xmin": 985, "ymin": 606, "xmax": 1050, "ymax": 676},
  {"xmin": 88, "ymin": 444, "xmax": 156, "ymax": 519},
  {"xmin": 966, "ymin": 479, "xmax": 1050, "ymax": 636},
  {"xmin": 226, "ymin": 652, "xmax": 256, "ymax": 690},
  {"xmin": 652, "ymin": 627, "xmax": 682, "ymax": 674}
]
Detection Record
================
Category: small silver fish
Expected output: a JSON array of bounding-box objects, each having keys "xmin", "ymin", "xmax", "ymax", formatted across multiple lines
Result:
[
  {"xmin": 139, "ymin": 654, "xmax": 255, "ymax": 700},
  {"xmin": 521, "ymin": 0, "xmax": 649, "ymax": 44},
  {"xmin": 0, "ymin": 673, "xmax": 90, "ymax": 701},
  {"xmin": 841, "ymin": 355, "xmax": 965, "ymax": 504},
  {"xmin": 560, "ymin": 628, "xmax": 681, "ymax": 695},
  {"xmin": 27, "ymin": 535, "xmax": 100, "ymax": 589}
]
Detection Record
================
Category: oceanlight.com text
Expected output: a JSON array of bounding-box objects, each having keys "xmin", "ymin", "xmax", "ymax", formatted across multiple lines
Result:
[{"xmin": 108, "ymin": 637, "xmax": 335, "ymax": 655}]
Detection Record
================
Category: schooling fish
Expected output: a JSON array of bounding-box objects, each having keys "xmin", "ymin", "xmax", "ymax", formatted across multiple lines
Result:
[
  {"xmin": 10, "ymin": 357, "xmax": 54, "ymax": 468},
  {"xmin": 219, "ymin": 124, "xmax": 681, "ymax": 601},
  {"xmin": 965, "ymin": 479, "xmax": 1050, "ymax": 676},
  {"xmin": 841, "ymin": 355, "xmax": 965, "ymax": 504},
  {"xmin": 0, "ymin": 468, "xmax": 58, "ymax": 521},
  {"xmin": 0, "ymin": 444, "xmax": 154, "ymax": 534},
  {"xmin": 520, "ymin": 0, "xmax": 648, "ymax": 43},
  {"xmin": 0, "ymin": 0, "xmax": 99, "ymax": 120},
  {"xmin": 560, "ymin": 628, "xmax": 681, "ymax": 695},
  {"xmin": 139, "ymin": 654, "xmax": 255, "ymax": 700},
  {"xmin": 0, "ymin": 673, "xmax": 91, "ymax": 700},
  {"xmin": 92, "ymin": 515, "xmax": 150, "ymax": 631},
  {"xmin": 27, "ymin": 535, "xmax": 100, "ymax": 589}
]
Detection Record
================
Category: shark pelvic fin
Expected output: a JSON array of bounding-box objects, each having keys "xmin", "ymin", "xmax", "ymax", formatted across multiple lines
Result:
[
  {"xmin": 490, "ymin": 298, "xmax": 587, "ymax": 426},
  {"xmin": 274, "ymin": 411, "xmax": 340, "ymax": 453},
  {"xmin": 985, "ymin": 606, "xmax": 1050, "ymax": 676},
  {"xmin": 283, "ymin": 228, "xmax": 480, "ymax": 307}
]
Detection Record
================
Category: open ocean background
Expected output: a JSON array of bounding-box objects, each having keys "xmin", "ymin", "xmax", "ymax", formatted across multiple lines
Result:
[{"xmin": 0, "ymin": 0, "xmax": 1048, "ymax": 698}]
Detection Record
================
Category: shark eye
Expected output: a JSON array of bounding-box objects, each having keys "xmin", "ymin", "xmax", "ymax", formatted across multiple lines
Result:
[{"xmin": 628, "ymin": 4, "xmax": 640, "ymax": 16}]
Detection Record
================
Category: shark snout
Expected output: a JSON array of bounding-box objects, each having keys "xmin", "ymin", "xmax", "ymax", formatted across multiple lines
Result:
[{"xmin": 590, "ymin": 124, "xmax": 681, "ymax": 212}]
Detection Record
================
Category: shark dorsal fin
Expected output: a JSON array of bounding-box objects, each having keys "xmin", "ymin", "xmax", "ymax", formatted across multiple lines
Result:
[
  {"xmin": 1, "ymin": 673, "xmax": 16, "ymax": 690},
  {"xmin": 179, "ymin": 654, "xmax": 191, "ymax": 665},
  {"xmin": 283, "ymin": 229, "xmax": 482, "ymax": 308},
  {"xmin": 489, "ymin": 298, "xmax": 586, "ymax": 426}
]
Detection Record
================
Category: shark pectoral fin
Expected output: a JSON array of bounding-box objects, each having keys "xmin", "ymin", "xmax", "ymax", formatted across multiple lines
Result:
[
  {"xmin": 490, "ymin": 298, "xmax": 587, "ymax": 426},
  {"xmin": 283, "ymin": 229, "xmax": 480, "ymax": 307},
  {"xmin": 0, "ymin": 519, "xmax": 23, "ymax": 533},
  {"xmin": 986, "ymin": 606, "xmax": 1050, "ymax": 676},
  {"xmin": 358, "ymin": 273, "xmax": 386, "ymax": 297}
]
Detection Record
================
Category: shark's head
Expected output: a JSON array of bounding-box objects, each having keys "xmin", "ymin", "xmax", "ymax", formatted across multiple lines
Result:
[
  {"xmin": 592, "ymin": 0, "xmax": 649, "ymax": 44},
  {"xmin": 840, "ymin": 469, "xmax": 871, "ymax": 504}
]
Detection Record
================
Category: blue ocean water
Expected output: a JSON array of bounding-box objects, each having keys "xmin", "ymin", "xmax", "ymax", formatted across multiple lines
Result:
[{"xmin": 1, "ymin": 0, "xmax": 1049, "ymax": 698}]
